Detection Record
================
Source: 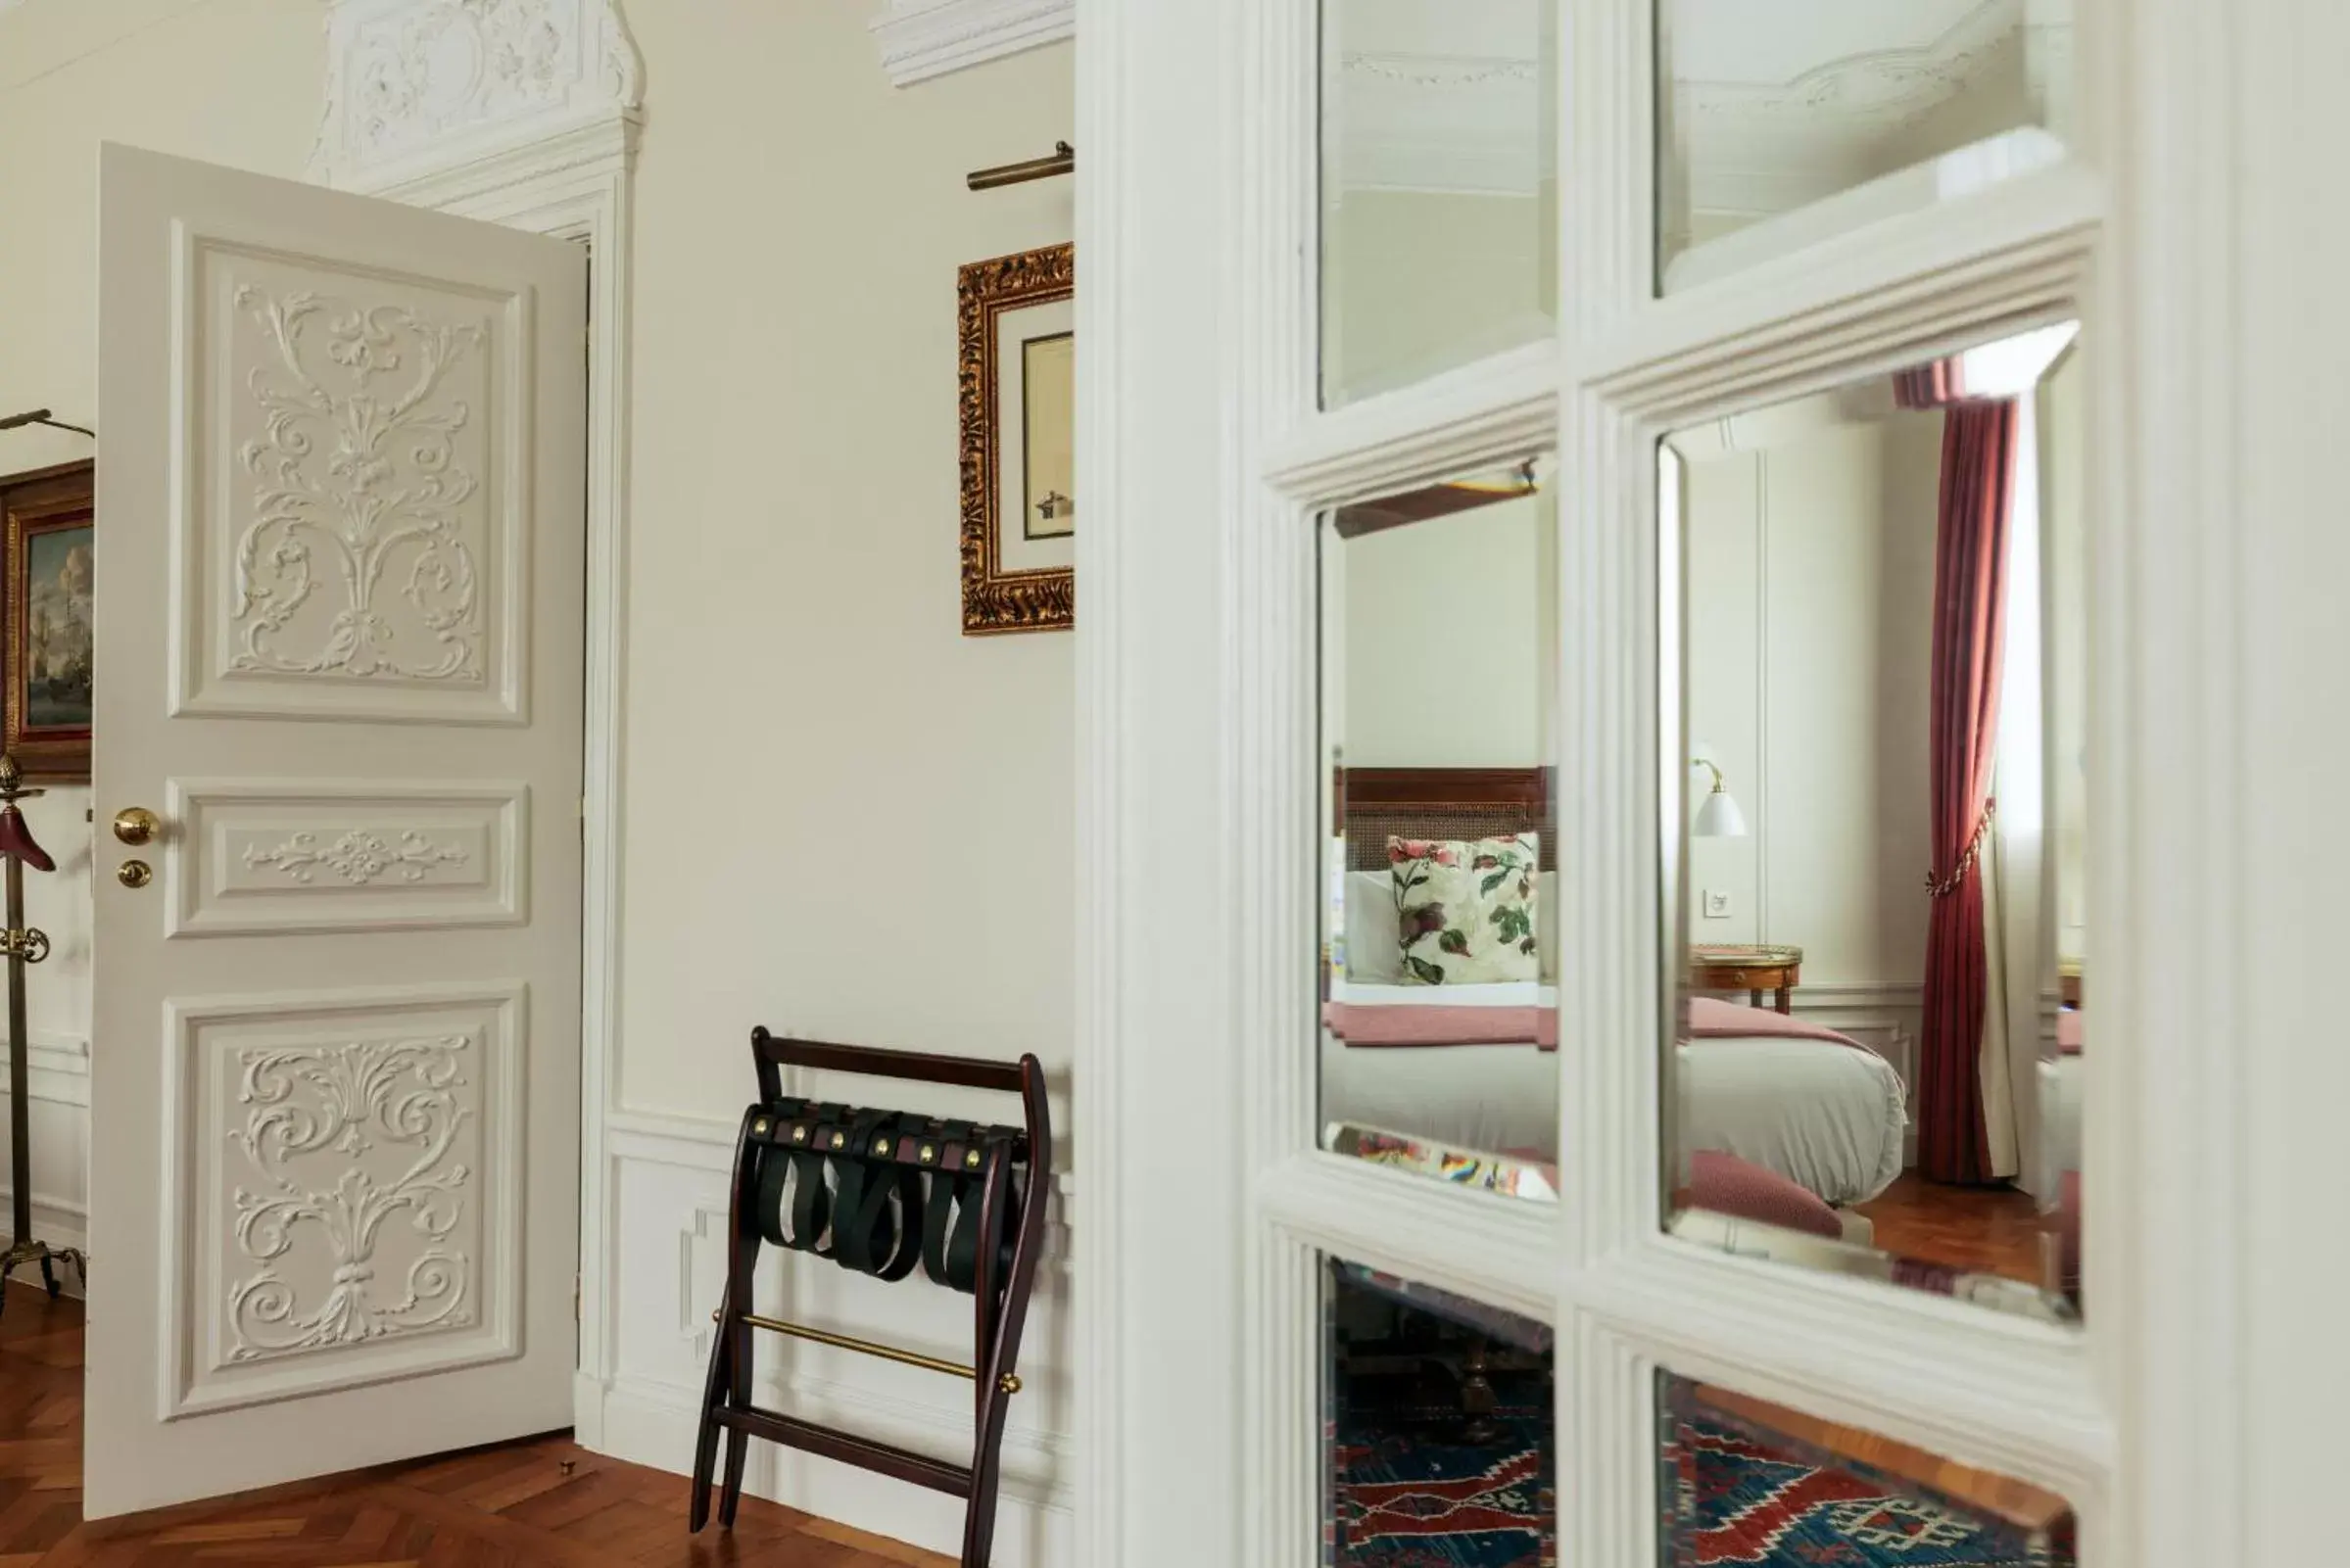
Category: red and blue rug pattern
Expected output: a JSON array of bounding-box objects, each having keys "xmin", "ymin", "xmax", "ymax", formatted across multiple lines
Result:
[
  {"xmin": 1330, "ymin": 1406, "xmax": 1554, "ymax": 1568},
  {"xmin": 1661, "ymin": 1415, "xmax": 2063, "ymax": 1567}
]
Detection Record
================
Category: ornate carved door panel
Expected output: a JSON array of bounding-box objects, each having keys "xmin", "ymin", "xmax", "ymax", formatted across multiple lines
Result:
[{"xmin": 87, "ymin": 143, "xmax": 586, "ymax": 1518}]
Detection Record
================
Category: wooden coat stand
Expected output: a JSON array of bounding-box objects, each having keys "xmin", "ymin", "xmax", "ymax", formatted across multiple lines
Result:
[
  {"xmin": 0, "ymin": 755, "xmax": 84, "ymax": 1308},
  {"xmin": 689, "ymin": 1029, "xmax": 1051, "ymax": 1567}
]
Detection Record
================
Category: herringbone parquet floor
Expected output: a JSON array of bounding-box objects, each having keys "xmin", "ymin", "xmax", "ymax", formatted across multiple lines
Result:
[{"xmin": 0, "ymin": 1289, "xmax": 954, "ymax": 1567}]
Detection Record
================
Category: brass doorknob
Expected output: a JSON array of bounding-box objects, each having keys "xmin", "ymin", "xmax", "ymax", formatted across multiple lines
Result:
[
  {"xmin": 117, "ymin": 860, "xmax": 153, "ymax": 889},
  {"xmin": 113, "ymin": 807, "xmax": 162, "ymax": 846}
]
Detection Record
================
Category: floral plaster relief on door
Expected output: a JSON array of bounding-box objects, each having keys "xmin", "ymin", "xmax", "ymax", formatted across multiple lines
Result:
[
  {"xmin": 234, "ymin": 283, "xmax": 488, "ymax": 686},
  {"xmin": 226, "ymin": 1033, "xmax": 478, "ymax": 1363}
]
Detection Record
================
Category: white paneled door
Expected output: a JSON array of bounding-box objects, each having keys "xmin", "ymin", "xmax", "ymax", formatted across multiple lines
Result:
[{"xmin": 87, "ymin": 144, "xmax": 586, "ymax": 1518}]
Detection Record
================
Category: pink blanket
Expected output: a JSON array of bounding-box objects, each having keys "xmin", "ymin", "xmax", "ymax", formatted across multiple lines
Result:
[
  {"xmin": 2056, "ymin": 1010, "xmax": 2084, "ymax": 1055},
  {"xmin": 1323, "ymin": 1003, "xmax": 1558, "ymax": 1051},
  {"xmin": 1324, "ymin": 995, "xmax": 1866, "ymax": 1057},
  {"xmin": 1686, "ymin": 996, "xmax": 1874, "ymax": 1055}
]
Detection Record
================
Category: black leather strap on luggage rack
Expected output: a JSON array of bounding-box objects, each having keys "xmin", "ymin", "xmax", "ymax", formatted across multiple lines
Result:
[{"xmin": 689, "ymin": 1029, "xmax": 1052, "ymax": 1568}]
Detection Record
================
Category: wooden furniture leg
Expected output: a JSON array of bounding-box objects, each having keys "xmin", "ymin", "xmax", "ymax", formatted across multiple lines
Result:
[
  {"xmin": 692, "ymin": 1107, "xmax": 763, "ymax": 1534},
  {"xmin": 687, "ymin": 1322, "xmax": 727, "ymax": 1530}
]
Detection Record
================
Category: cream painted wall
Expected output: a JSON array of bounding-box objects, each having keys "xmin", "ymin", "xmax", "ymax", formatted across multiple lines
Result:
[
  {"xmin": 1323, "ymin": 189, "xmax": 1551, "ymax": 404},
  {"xmin": 1683, "ymin": 449, "xmax": 1763, "ymax": 939},
  {"xmin": 1684, "ymin": 412, "xmax": 1941, "ymax": 989},
  {"xmin": 614, "ymin": 7, "xmax": 1075, "ymax": 1125},
  {"xmin": 2040, "ymin": 352, "xmax": 2086, "ymax": 962},
  {"xmin": 1336, "ymin": 493, "xmax": 1550, "ymax": 768},
  {"xmin": 598, "ymin": 17, "xmax": 1079, "ymax": 1551},
  {"xmin": 0, "ymin": 0, "xmax": 323, "ymax": 1268}
]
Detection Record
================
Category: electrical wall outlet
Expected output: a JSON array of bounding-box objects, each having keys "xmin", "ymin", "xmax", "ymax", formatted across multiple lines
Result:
[{"xmin": 1703, "ymin": 889, "xmax": 1732, "ymax": 919}]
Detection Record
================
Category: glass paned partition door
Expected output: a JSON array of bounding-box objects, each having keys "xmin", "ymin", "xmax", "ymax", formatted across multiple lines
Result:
[{"xmin": 1229, "ymin": 0, "xmax": 2115, "ymax": 1559}]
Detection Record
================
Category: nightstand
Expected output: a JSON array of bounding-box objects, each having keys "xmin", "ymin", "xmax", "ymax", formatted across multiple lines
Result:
[{"xmin": 1691, "ymin": 944, "xmax": 1803, "ymax": 1014}]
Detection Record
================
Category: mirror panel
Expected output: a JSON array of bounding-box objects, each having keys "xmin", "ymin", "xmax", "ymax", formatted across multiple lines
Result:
[
  {"xmin": 1660, "ymin": 325, "xmax": 2086, "ymax": 1321},
  {"xmin": 1320, "ymin": 0, "xmax": 1559, "ymax": 406},
  {"xmin": 1657, "ymin": 1373, "xmax": 2078, "ymax": 1564},
  {"xmin": 1319, "ymin": 460, "xmax": 1559, "ymax": 1202},
  {"xmin": 1327, "ymin": 1259, "xmax": 1556, "ymax": 1563},
  {"xmin": 1657, "ymin": 0, "xmax": 2074, "ymax": 293}
]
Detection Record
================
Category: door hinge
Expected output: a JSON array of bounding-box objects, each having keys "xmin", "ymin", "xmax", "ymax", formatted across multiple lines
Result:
[{"xmin": 574, "ymin": 1272, "xmax": 582, "ymax": 1321}]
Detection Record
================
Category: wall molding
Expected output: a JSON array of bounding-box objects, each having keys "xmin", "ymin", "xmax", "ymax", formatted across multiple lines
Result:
[
  {"xmin": 869, "ymin": 0, "xmax": 1074, "ymax": 88},
  {"xmin": 1, "ymin": 1029, "xmax": 91, "ymax": 1109}
]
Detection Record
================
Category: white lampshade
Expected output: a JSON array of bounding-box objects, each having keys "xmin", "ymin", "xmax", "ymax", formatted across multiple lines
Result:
[{"xmin": 1693, "ymin": 785, "xmax": 1748, "ymax": 838}]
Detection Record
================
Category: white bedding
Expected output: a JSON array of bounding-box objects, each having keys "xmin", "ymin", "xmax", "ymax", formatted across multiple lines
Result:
[
  {"xmin": 1319, "ymin": 1008, "xmax": 1907, "ymax": 1207},
  {"xmin": 1677, "ymin": 1037, "xmax": 1908, "ymax": 1207},
  {"xmin": 2034, "ymin": 1052, "xmax": 2083, "ymax": 1202}
]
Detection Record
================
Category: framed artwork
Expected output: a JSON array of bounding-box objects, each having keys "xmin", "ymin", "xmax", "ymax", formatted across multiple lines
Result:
[
  {"xmin": 959, "ymin": 242, "xmax": 1075, "ymax": 634},
  {"xmin": 0, "ymin": 460, "xmax": 93, "ymax": 780}
]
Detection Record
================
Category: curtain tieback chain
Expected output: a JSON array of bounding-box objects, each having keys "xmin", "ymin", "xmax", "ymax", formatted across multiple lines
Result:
[{"xmin": 1925, "ymin": 796, "xmax": 1997, "ymax": 899}]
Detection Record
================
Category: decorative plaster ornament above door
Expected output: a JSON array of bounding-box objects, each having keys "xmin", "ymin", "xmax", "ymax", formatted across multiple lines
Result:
[{"xmin": 312, "ymin": 0, "xmax": 644, "ymax": 194}]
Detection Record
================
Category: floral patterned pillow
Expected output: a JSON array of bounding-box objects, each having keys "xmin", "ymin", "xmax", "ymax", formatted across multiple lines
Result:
[{"xmin": 1388, "ymin": 833, "xmax": 1540, "ymax": 985}]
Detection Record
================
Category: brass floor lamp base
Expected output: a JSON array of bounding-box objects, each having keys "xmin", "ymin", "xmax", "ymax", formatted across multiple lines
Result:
[{"xmin": 0, "ymin": 1237, "xmax": 84, "ymax": 1312}]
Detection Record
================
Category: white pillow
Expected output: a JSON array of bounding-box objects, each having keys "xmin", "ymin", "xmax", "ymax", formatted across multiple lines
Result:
[{"xmin": 1343, "ymin": 871, "xmax": 1403, "ymax": 981}]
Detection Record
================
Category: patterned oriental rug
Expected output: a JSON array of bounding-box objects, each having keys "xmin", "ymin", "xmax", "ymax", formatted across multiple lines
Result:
[
  {"xmin": 1660, "ymin": 1415, "xmax": 2069, "ymax": 1566},
  {"xmin": 1328, "ymin": 1402, "xmax": 2067, "ymax": 1567},
  {"xmin": 1330, "ymin": 1391, "xmax": 1555, "ymax": 1568}
]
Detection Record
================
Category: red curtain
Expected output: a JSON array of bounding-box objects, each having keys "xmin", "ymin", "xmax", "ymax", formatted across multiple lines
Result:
[{"xmin": 1914, "ymin": 400, "xmax": 2020, "ymax": 1185}]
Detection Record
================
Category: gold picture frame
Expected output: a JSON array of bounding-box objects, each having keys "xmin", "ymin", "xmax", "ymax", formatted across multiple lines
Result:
[
  {"xmin": 0, "ymin": 460, "xmax": 94, "ymax": 781},
  {"xmin": 959, "ymin": 243, "xmax": 1075, "ymax": 635}
]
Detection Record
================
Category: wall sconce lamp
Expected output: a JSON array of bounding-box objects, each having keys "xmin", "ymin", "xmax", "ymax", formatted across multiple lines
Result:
[
  {"xmin": 1690, "ymin": 758, "xmax": 1748, "ymax": 838},
  {"xmin": 0, "ymin": 409, "xmax": 94, "ymax": 439}
]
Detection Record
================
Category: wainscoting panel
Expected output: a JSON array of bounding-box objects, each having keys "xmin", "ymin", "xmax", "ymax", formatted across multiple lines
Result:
[
  {"xmin": 0, "ymin": 1030, "xmax": 91, "ymax": 1299},
  {"xmin": 595, "ymin": 1117, "xmax": 1075, "ymax": 1566}
]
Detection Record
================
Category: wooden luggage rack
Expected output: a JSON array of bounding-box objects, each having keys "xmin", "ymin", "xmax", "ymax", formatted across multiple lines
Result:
[{"xmin": 690, "ymin": 1028, "xmax": 1051, "ymax": 1568}]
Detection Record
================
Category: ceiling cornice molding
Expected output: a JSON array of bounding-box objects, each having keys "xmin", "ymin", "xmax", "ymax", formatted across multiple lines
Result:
[
  {"xmin": 1678, "ymin": 0, "xmax": 2018, "ymax": 127},
  {"xmin": 868, "ymin": 0, "xmax": 1073, "ymax": 89},
  {"xmin": 312, "ymin": 0, "xmax": 642, "ymax": 195},
  {"xmin": 1670, "ymin": 1, "xmax": 2057, "ymax": 221},
  {"xmin": 1331, "ymin": 49, "xmax": 1546, "ymax": 198}
]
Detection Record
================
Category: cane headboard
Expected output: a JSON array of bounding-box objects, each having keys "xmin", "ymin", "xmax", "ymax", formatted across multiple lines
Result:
[{"xmin": 1335, "ymin": 767, "xmax": 1554, "ymax": 872}]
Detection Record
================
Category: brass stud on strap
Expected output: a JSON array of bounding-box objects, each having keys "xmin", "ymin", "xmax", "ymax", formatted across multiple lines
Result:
[
  {"xmin": 793, "ymin": 1127, "xmax": 807, "ymax": 1142},
  {"xmin": 874, "ymin": 1138, "xmax": 890, "ymax": 1155},
  {"xmin": 831, "ymin": 1133, "xmax": 845, "ymax": 1150},
  {"xmin": 965, "ymin": 1151, "xmax": 982, "ymax": 1168},
  {"xmin": 752, "ymin": 1119, "xmax": 769, "ymax": 1135},
  {"xmin": 920, "ymin": 1146, "xmax": 936, "ymax": 1164}
]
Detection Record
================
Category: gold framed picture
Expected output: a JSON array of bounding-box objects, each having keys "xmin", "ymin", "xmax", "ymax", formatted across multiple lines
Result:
[
  {"xmin": 959, "ymin": 243, "xmax": 1075, "ymax": 635},
  {"xmin": 0, "ymin": 460, "xmax": 93, "ymax": 780}
]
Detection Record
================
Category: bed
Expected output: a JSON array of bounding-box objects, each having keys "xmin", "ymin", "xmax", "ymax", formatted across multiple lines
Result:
[{"xmin": 1324, "ymin": 766, "xmax": 1909, "ymax": 1210}]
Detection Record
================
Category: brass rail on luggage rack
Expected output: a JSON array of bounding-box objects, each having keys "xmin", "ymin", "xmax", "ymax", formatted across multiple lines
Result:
[{"xmin": 718, "ymin": 1307, "xmax": 1022, "ymax": 1394}]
